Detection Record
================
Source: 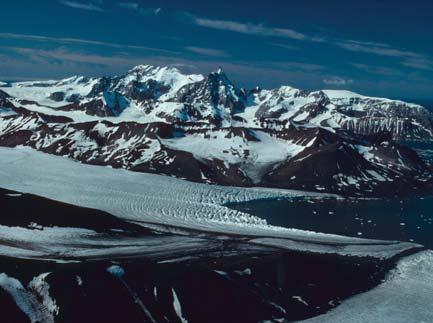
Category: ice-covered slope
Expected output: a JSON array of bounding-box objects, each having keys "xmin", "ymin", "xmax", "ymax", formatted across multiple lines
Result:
[{"xmin": 301, "ymin": 250, "xmax": 433, "ymax": 323}]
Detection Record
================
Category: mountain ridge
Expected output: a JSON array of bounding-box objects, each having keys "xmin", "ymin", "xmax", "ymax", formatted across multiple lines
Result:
[
  {"xmin": 1, "ymin": 64, "xmax": 433, "ymax": 197},
  {"xmin": 2, "ymin": 64, "xmax": 432, "ymax": 140}
]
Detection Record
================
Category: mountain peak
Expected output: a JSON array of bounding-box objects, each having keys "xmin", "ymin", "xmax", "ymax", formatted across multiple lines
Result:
[
  {"xmin": 128, "ymin": 64, "xmax": 155, "ymax": 73},
  {"xmin": 127, "ymin": 64, "xmax": 183, "ymax": 77},
  {"xmin": 210, "ymin": 66, "xmax": 228, "ymax": 78},
  {"xmin": 209, "ymin": 67, "xmax": 234, "ymax": 86}
]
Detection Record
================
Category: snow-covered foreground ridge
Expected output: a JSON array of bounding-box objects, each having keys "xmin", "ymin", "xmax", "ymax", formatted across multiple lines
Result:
[
  {"xmin": 0, "ymin": 147, "xmax": 420, "ymax": 260},
  {"xmin": 300, "ymin": 250, "xmax": 433, "ymax": 323}
]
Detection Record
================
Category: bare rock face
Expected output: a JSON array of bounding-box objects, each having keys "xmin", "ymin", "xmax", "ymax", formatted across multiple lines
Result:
[
  {"xmin": 49, "ymin": 91, "xmax": 66, "ymax": 102},
  {"xmin": 174, "ymin": 68, "xmax": 246, "ymax": 123},
  {"xmin": 0, "ymin": 89, "xmax": 10, "ymax": 100},
  {"xmin": 1, "ymin": 65, "xmax": 432, "ymax": 197}
]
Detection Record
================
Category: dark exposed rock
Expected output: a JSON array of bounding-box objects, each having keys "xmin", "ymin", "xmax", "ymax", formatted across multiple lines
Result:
[
  {"xmin": 65, "ymin": 93, "xmax": 81, "ymax": 103},
  {"xmin": 124, "ymin": 79, "xmax": 170, "ymax": 101},
  {"xmin": 49, "ymin": 91, "xmax": 66, "ymax": 102},
  {"xmin": 0, "ymin": 89, "xmax": 10, "ymax": 100},
  {"xmin": 59, "ymin": 92, "xmax": 128, "ymax": 117},
  {"xmin": 174, "ymin": 69, "xmax": 246, "ymax": 124}
]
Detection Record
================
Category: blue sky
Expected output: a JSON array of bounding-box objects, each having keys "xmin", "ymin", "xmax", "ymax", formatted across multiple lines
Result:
[{"xmin": 1, "ymin": 0, "xmax": 433, "ymax": 100}]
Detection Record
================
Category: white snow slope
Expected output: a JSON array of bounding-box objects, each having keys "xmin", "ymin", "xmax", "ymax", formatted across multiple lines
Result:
[
  {"xmin": 300, "ymin": 250, "xmax": 433, "ymax": 323},
  {"xmin": 0, "ymin": 272, "xmax": 58, "ymax": 323}
]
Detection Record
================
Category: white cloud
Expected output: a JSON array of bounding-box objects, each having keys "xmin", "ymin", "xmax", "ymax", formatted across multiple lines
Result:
[
  {"xmin": 9, "ymin": 47, "xmax": 140, "ymax": 66},
  {"xmin": 189, "ymin": 14, "xmax": 433, "ymax": 73},
  {"xmin": 336, "ymin": 40, "xmax": 420, "ymax": 59},
  {"xmin": 192, "ymin": 17, "xmax": 306, "ymax": 40},
  {"xmin": 0, "ymin": 33, "xmax": 178, "ymax": 54},
  {"xmin": 119, "ymin": 2, "xmax": 139, "ymax": 10},
  {"xmin": 323, "ymin": 76, "xmax": 354, "ymax": 86},
  {"xmin": 119, "ymin": 2, "xmax": 161, "ymax": 15},
  {"xmin": 401, "ymin": 58, "xmax": 433, "ymax": 72},
  {"xmin": 271, "ymin": 61, "xmax": 324, "ymax": 72},
  {"xmin": 185, "ymin": 46, "xmax": 229, "ymax": 57},
  {"xmin": 59, "ymin": 0, "xmax": 104, "ymax": 12},
  {"xmin": 351, "ymin": 63, "xmax": 400, "ymax": 76},
  {"xmin": 338, "ymin": 40, "xmax": 433, "ymax": 72},
  {"xmin": 270, "ymin": 43, "xmax": 298, "ymax": 50}
]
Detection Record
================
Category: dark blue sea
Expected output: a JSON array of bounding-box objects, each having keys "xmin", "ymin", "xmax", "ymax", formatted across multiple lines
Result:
[{"xmin": 228, "ymin": 140, "xmax": 433, "ymax": 249}]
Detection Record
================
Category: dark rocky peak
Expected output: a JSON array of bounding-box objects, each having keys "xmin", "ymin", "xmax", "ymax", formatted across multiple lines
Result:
[
  {"xmin": 0, "ymin": 90, "xmax": 16, "ymax": 111},
  {"xmin": 66, "ymin": 93, "xmax": 82, "ymax": 103},
  {"xmin": 0, "ymin": 89, "xmax": 11, "ymax": 101},
  {"xmin": 49, "ymin": 91, "xmax": 66, "ymax": 102},
  {"xmin": 122, "ymin": 79, "xmax": 170, "ymax": 102},
  {"xmin": 175, "ymin": 67, "xmax": 246, "ymax": 115},
  {"xmin": 101, "ymin": 92, "xmax": 129, "ymax": 116},
  {"xmin": 310, "ymin": 90, "xmax": 331, "ymax": 105},
  {"xmin": 209, "ymin": 66, "xmax": 230, "ymax": 82},
  {"xmin": 206, "ymin": 67, "xmax": 239, "ymax": 99},
  {"xmin": 86, "ymin": 77, "xmax": 113, "ymax": 98}
]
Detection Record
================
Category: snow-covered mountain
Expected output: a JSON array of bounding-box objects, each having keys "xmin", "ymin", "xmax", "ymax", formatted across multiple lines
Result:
[
  {"xmin": 1, "ymin": 65, "xmax": 432, "ymax": 197},
  {"xmin": 2, "ymin": 64, "xmax": 432, "ymax": 139}
]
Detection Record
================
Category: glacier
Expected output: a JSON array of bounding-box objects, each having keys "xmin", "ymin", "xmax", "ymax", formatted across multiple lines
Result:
[{"xmin": 0, "ymin": 146, "xmax": 421, "ymax": 259}]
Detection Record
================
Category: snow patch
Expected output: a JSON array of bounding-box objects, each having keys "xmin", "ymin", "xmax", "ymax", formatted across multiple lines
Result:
[
  {"xmin": 0, "ymin": 272, "xmax": 58, "ymax": 323},
  {"xmin": 172, "ymin": 288, "xmax": 188, "ymax": 323}
]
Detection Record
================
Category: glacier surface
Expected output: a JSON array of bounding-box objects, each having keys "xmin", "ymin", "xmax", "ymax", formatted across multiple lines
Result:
[{"xmin": 0, "ymin": 147, "xmax": 420, "ymax": 259}]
